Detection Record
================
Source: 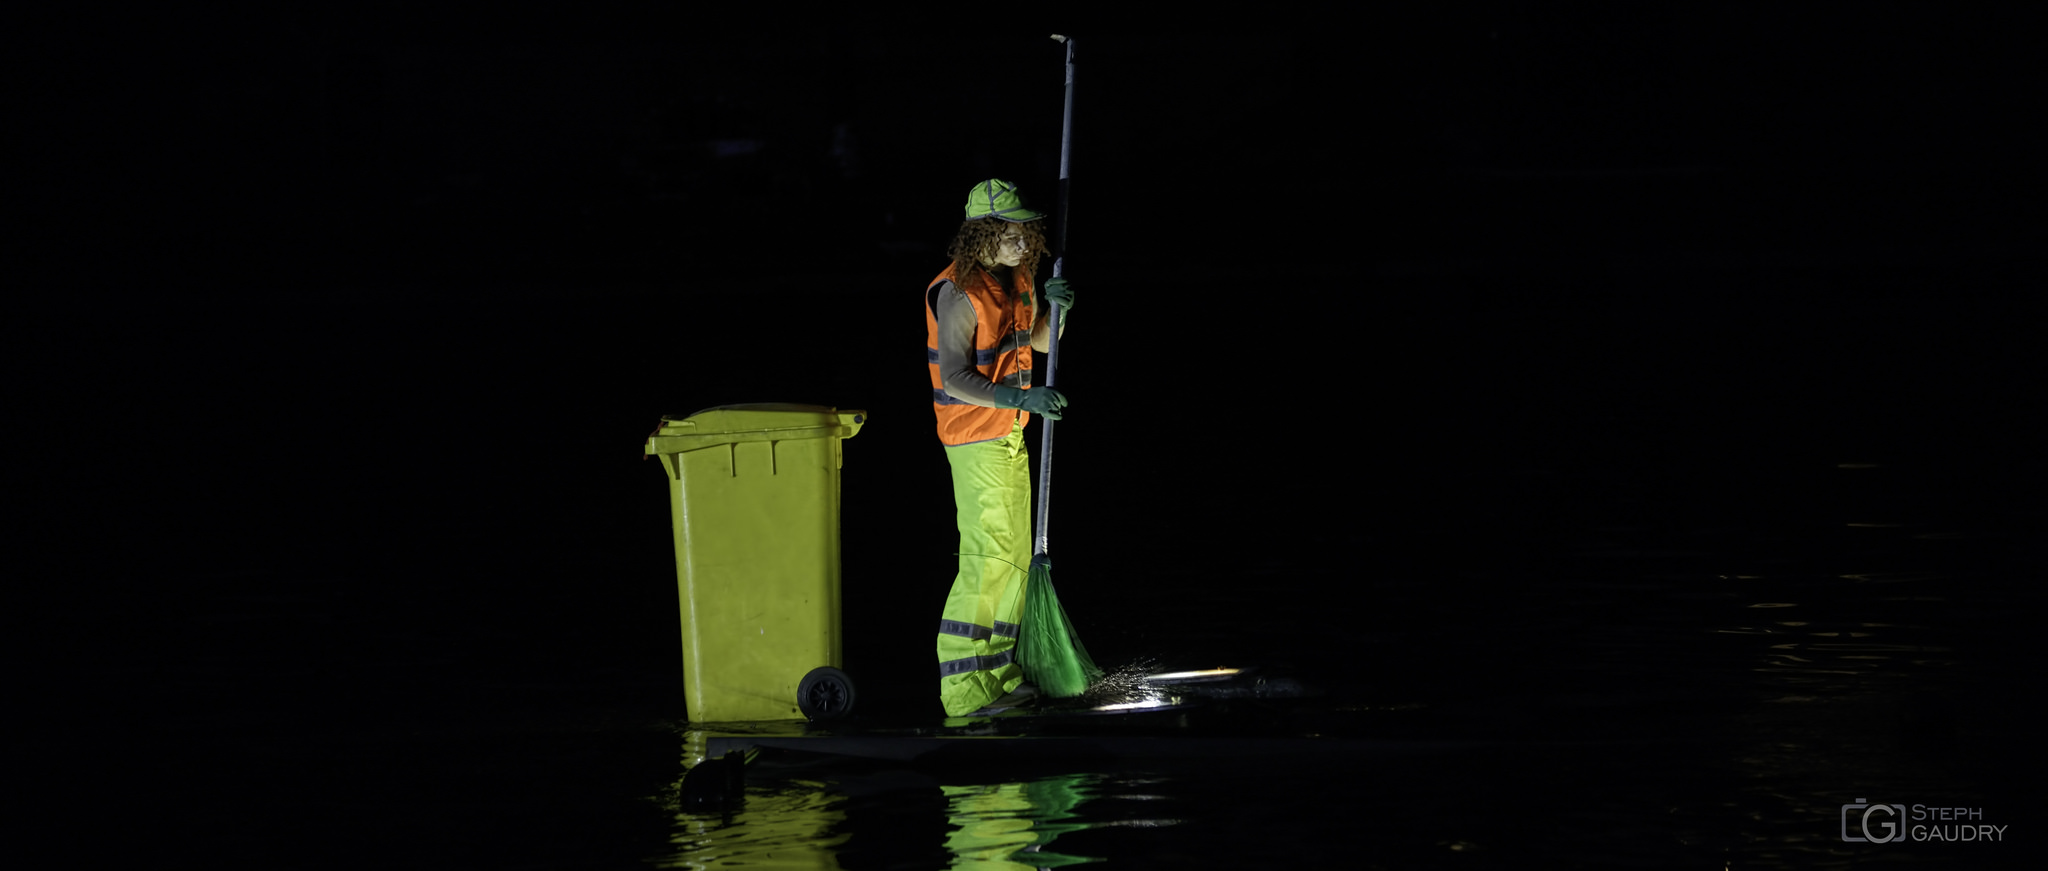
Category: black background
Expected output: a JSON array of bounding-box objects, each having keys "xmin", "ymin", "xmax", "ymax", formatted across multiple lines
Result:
[{"xmin": 16, "ymin": 5, "xmax": 2043, "ymax": 867}]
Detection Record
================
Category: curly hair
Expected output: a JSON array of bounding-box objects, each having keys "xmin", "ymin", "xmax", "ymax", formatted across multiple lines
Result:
[{"xmin": 946, "ymin": 217, "xmax": 1049, "ymax": 284}]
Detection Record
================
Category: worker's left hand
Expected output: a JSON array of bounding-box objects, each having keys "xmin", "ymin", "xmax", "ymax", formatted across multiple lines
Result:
[{"xmin": 1044, "ymin": 277, "xmax": 1075, "ymax": 312}]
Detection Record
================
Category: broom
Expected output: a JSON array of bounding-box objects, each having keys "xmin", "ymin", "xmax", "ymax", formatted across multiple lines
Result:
[{"xmin": 1016, "ymin": 34, "xmax": 1102, "ymax": 699}]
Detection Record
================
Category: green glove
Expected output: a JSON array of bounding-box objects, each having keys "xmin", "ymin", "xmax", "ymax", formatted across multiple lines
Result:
[
  {"xmin": 1045, "ymin": 276, "xmax": 1075, "ymax": 311},
  {"xmin": 994, "ymin": 385, "xmax": 1067, "ymax": 420}
]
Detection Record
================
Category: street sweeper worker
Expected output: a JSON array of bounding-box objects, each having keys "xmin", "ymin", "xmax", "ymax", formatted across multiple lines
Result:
[{"xmin": 925, "ymin": 178, "xmax": 1075, "ymax": 717}]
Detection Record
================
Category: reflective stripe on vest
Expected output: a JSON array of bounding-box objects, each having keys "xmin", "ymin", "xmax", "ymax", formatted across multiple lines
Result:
[
  {"xmin": 925, "ymin": 262, "xmax": 1037, "ymax": 446},
  {"xmin": 926, "ymin": 333, "xmax": 1034, "ymax": 369}
]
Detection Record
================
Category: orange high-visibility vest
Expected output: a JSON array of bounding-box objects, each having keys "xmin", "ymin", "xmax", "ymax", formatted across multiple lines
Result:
[{"xmin": 925, "ymin": 262, "xmax": 1036, "ymax": 446}]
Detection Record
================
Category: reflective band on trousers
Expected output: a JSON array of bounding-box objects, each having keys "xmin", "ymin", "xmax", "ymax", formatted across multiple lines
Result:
[
  {"xmin": 938, "ymin": 619, "xmax": 1020, "ymax": 641},
  {"xmin": 939, "ymin": 649, "xmax": 1014, "ymax": 677}
]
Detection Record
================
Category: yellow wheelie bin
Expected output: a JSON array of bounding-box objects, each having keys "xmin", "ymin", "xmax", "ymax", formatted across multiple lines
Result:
[{"xmin": 644, "ymin": 404, "xmax": 865, "ymax": 722}]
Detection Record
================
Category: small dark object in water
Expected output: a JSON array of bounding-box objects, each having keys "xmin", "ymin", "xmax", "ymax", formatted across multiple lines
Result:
[{"xmin": 680, "ymin": 750, "xmax": 748, "ymax": 811}]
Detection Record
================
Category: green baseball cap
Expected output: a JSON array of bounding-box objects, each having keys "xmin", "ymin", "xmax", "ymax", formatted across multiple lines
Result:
[{"xmin": 964, "ymin": 179, "xmax": 1044, "ymax": 222}]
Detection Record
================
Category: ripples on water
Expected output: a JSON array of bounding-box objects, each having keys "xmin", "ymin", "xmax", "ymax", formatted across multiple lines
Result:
[
  {"xmin": 659, "ymin": 778, "xmax": 852, "ymax": 869},
  {"xmin": 650, "ymin": 462, "xmax": 2029, "ymax": 869},
  {"xmin": 656, "ymin": 732, "xmax": 1124, "ymax": 870}
]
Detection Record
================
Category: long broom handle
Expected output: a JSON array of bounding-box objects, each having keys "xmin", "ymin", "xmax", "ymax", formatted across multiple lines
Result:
[{"xmin": 1035, "ymin": 34, "xmax": 1074, "ymax": 557}]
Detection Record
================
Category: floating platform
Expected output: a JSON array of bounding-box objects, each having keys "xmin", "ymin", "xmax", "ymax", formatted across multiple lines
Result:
[
  {"xmin": 705, "ymin": 732, "xmax": 1475, "ymax": 764},
  {"xmin": 691, "ymin": 668, "xmax": 1473, "ymax": 764}
]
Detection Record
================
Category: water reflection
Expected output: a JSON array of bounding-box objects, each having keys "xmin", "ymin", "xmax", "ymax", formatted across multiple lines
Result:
[
  {"xmin": 655, "ymin": 730, "xmax": 851, "ymax": 869},
  {"xmin": 943, "ymin": 774, "xmax": 1103, "ymax": 869},
  {"xmin": 656, "ymin": 731, "xmax": 1110, "ymax": 869},
  {"xmin": 657, "ymin": 782, "xmax": 849, "ymax": 870}
]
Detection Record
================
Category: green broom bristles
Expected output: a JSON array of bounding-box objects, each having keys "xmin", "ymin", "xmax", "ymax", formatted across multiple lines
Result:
[{"xmin": 1017, "ymin": 558, "xmax": 1102, "ymax": 697}]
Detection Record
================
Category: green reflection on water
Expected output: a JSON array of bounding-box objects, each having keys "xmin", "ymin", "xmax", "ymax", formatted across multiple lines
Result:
[
  {"xmin": 943, "ymin": 773, "xmax": 1103, "ymax": 869},
  {"xmin": 655, "ymin": 729, "xmax": 850, "ymax": 870},
  {"xmin": 657, "ymin": 780, "xmax": 849, "ymax": 870},
  {"xmin": 656, "ymin": 730, "xmax": 1105, "ymax": 869}
]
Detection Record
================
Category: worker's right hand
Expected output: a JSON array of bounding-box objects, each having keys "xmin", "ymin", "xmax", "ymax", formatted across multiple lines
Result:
[
  {"xmin": 994, "ymin": 385, "xmax": 1067, "ymax": 420},
  {"xmin": 1045, "ymin": 277, "xmax": 1075, "ymax": 312}
]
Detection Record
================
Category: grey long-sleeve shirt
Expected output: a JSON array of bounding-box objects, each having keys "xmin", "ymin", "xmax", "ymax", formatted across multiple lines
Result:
[{"xmin": 931, "ymin": 272, "xmax": 1058, "ymax": 407}]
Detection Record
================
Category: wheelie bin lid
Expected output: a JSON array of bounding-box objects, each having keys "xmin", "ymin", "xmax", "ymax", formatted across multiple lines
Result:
[{"xmin": 644, "ymin": 404, "xmax": 865, "ymax": 455}]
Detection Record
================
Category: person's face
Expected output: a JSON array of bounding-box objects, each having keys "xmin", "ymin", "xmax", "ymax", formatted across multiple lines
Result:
[{"xmin": 981, "ymin": 224, "xmax": 1029, "ymax": 268}]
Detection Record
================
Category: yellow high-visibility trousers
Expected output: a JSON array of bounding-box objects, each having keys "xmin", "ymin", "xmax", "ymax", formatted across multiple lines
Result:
[{"xmin": 936, "ymin": 420, "xmax": 1031, "ymax": 716}]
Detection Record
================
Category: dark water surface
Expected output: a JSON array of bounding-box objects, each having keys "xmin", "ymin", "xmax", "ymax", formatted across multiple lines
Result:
[{"xmin": 35, "ymin": 259, "xmax": 2038, "ymax": 869}]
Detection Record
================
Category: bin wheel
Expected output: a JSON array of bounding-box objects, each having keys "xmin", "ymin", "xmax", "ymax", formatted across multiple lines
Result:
[{"xmin": 797, "ymin": 666, "xmax": 856, "ymax": 721}]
